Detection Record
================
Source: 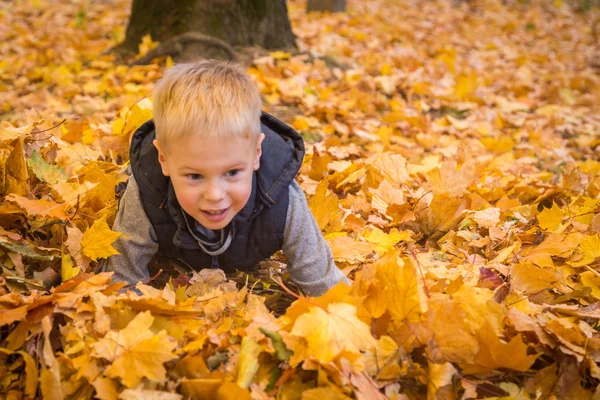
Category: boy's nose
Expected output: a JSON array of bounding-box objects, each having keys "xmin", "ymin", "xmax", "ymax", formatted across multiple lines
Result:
[{"xmin": 204, "ymin": 182, "xmax": 226, "ymax": 201}]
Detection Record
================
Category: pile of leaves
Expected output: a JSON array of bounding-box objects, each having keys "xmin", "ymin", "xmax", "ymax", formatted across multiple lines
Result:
[{"xmin": 1, "ymin": 0, "xmax": 600, "ymax": 398}]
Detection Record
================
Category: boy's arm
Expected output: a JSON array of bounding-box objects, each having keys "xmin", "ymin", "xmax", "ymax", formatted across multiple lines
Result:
[
  {"xmin": 103, "ymin": 175, "xmax": 159, "ymax": 286},
  {"xmin": 282, "ymin": 180, "xmax": 350, "ymax": 297}
]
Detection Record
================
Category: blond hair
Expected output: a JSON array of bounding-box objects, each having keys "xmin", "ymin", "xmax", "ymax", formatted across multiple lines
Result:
[{"xmin": 152, "ymin": 60, "xmax": 262, "ymax": 150}]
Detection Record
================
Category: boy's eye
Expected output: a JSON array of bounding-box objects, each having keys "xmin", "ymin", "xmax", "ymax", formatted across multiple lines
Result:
[
  {"xmin": 226, "ymin": 169, "xmax": 241, "ymax": 177},
  {"xmin": 187, "ymin": 173, "xmax": 203, "ymax": 180}
]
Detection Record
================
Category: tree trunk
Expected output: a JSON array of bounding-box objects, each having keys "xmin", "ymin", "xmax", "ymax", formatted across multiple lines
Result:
[
  {"xmin": 307, "ymin": 0, "xmax": 347, "ymax": 12},
  {"xmin": 117, "ymin": 0, "xmax": 296, "ymax": 57}
]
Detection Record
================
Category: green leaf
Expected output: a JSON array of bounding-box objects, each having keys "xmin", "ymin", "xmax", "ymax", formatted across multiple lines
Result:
[
  {"xmin": 259, "ymin": 327, "xmax": 291, "ymax": 361},
  {"xmin": 206, "ymin": 351, "xmax": 228, "ymax": 371},
  {"xmin": 26, "ymin": 151, "xmax": 67, "ymax": 184},
  {"xmin": 0, "ymin": 238, "xmax": 57, "ymax": 262}
]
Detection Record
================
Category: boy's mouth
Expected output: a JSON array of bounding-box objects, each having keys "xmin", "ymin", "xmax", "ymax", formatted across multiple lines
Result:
[{"xmin": 201, "ymin": 207, "xmax": 230, "ymax": 222}]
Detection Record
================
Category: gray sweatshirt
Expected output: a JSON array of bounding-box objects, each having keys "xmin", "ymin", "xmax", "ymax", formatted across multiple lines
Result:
[{"xmin": 104, "ymin": 175, "xmax": 349, "ymax": 296}]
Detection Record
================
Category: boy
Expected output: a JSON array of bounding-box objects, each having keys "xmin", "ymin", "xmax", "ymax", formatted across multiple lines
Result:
[{"xmin": 104, "ymin": 60, "xmax": 348, "ymax": 296}]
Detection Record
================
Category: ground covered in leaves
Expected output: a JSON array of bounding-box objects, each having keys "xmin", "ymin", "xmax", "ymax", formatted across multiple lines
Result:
[{"xmin": 1, "ymin": 0, "xmax": 600, "ymax": 398}]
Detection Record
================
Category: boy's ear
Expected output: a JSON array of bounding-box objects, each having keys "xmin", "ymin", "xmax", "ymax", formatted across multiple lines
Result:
[
  {"xmin": 153, "ymin": 139, "xmax": 170, "ymax": 177},
  {"xmin": 252, "ymin": 133, "xmax": 265, "ymax": 171}
]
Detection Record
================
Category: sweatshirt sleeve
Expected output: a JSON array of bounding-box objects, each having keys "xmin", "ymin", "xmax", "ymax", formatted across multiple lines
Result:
[
  {"xmin": 103, "ymin": 175, "xmax": 159, "ymax": 285},
  {"xmin": 282, "ymin": 180, "xmax": 350, "ymax": 296}
]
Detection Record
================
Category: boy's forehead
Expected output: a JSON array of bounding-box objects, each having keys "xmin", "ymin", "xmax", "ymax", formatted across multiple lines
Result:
[
  {"xmin": 178, "ymin": 132, "xmax": 259, "ymax": 147},
  {"xmin": 163, "ymin": 134, "xmax": 258, "ymax": 164}
]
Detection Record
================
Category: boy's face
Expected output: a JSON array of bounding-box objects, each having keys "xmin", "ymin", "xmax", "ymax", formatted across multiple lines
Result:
[{"xmin": 154, "ymin": 132, "xmax": 265, "ymax": 230}]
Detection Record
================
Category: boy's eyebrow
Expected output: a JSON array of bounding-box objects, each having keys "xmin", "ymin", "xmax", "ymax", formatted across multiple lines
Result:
[{"xmin": 178, "ymin": 162, "xmax": 248, "ymax": 171}]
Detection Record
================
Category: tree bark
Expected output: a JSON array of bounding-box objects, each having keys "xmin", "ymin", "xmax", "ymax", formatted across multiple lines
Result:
[
  {"xmin": 117, "ymin": 0, "xmax": 296, "ymax": 57},
  {"xmin": 307, "ymin": 0, "xmax": 347, "ymax": 12}
]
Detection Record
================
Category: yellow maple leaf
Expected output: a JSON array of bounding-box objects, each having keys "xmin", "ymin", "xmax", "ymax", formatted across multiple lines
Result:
[
  {"xmin": 364, "ymin": 335, "xmax": 401, "ymax": 377},
  {"xmin": 570, "ymin": 234, "xmax": 600, "ymax": 267},
  {"xmin": 580, "ymin": 271, "xmax": 600, "ymax": 300},
  {"xmin": 105, "ymin": 330, "xmax": 177, "ymax": 387},
  {"xmin": 138, "ymin": 34, "xmax": 158, "ymax": 56},
  {"xmin": 370, "ymin": 153, "xmax": 409, "ymax": 185},
  {"xmin": 426, "ymin": 159, "xmax": 476, "ymax": 197},
  {"xmin": 308, "ymin": 178, "xmax": 343, "ymax": 233},
  {"xmin": 81, "ymin": 217, "xmax": 122, "ymax": 261},
  {"xmin": 582, "ymin": 234, "xmax": 600, "ymax": 258},
  {"xmin": 489, "ymin": 242, "xmax": 520, "ymax": 264},
  {"xmin": 293, "ymin": 115, "xmax": 311, "ymax": 131},
  {"xmin": 525, "ymin": 232, "xmax": 582, "ymax": 267},
  {"xmin": 325, "ymin": 232, "xmax": 374, "ymax": 264},
  {"xmin": 480, "ymin": 136, "xmax": 515, "ymax": 153},
  {"xmin": 455, "ymin": 71, "xmax": 477, "ymax": 100},
  {"xmin": 538, "ymin": 202, "xmax": 564, "ymax": 231},
  {"xmin": 92, "ymin": 311, "xmax": 178, "ymax": 388},
  {"xmin": 370, "ymin": 179, "xmax": 405, "ymax": 215},
  {"xmin": 363, "ymin": 227, "xmax": 412, "ymax": 255},
  {"xmin": 427, "ymin": 361, "xmax": 457, "ymax": 400},
  {"xmin": 511, "ymin": 262, "xmax": 564, "ymax": 294},
  {"xmin": 416, "ymin": 193, "xmax": 469, "ymax": 236},
  {"xmin": 461, "ymin": 324, "xmax": 538, "ymax": 374},
  {"xmin": 81, "ymin": 128, "xmax": 95, "ymax": 145},
  {"xmin": 92, "ymin": 311, "xmax": 154, "ymax": 360},
  {"xmin": 308, "ymin": 149, "xmax": 331, "ymax": 181},
  {"xmin": 372, "ymin": 253, "xmax": 428, "ymax": 322},
  {"xmin": 290, "ymin": 302, "xmax": 376, "ymax": 364},
  {"xmin": 111, "ymin": 98, "xmax": 153, "ymax": 138},
  {"xmin": 269, "ymin": 50, "xmax": 291, "ymax": 60},
  {"xmin": 421, "ymin": 296, "xmax": 479, "ymax": 365},
  {"xmin": 61, "ymin": 253, "xmax": 80, "ymax": 282},
  {"xmin": 470, "ymin": 207, "xmax": 501, "ymax": 229}
]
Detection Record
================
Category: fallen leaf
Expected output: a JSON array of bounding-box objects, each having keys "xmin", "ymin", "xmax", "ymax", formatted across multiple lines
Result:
[
  {"xmin": 290, "ymin": 302, "xmax": 376, "ymax": 364},
  {"xmin": 81, "ymin": 217, "xmax": 122, "ymax": 261}
]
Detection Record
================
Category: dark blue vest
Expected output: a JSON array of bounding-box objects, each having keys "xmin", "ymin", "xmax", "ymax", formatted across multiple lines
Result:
[{"xmin": 129, "ymin": 113, "xmax": 305, "ymax": 273}]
